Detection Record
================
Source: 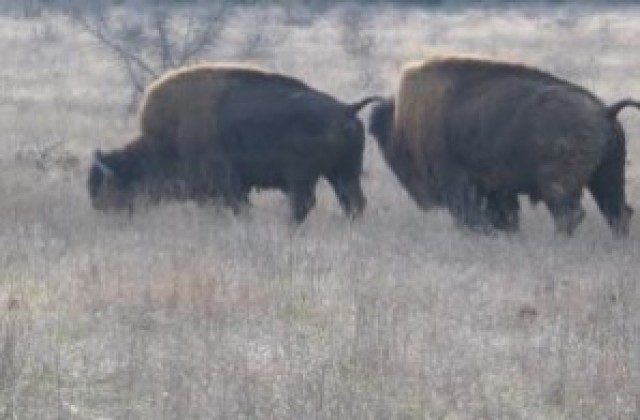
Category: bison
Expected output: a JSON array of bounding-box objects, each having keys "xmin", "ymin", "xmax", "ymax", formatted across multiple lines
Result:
[
  {"xmin": 369, "ymin": 56, "xmax": 637, "ymax": 236},
  {"xmin": 88, "ymin": 64, "xmax": 379, "ymax": 222}
]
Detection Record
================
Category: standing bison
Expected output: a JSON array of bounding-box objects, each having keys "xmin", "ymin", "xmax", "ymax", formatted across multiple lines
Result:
[
  {"xmin": 370, "ymin": 56, "xmax": 637, "ymax": 236},
  {"xmin": 89, "ymin": 64, "xmax": 379, "ymax": 222}
]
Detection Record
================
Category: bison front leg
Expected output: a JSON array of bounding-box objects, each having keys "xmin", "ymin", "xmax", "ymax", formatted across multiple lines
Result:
[
  {"xmin": 222, "ymin": 171, "xmax": 249, "ymax": 216},
  {"xmin": 588, "ymin": 148, "xmax": 632, "ymax": 237},
  {"xmin": 443, "ymin": 168, "xmax": 490, "ymax": 232},
  {"xmin": 209, "ymin": 161, "xmax": 248, "ymax": 215}
]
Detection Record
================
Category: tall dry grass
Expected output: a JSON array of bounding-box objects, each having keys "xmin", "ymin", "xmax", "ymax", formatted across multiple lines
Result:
[{"xmin": 1, "ymin": 4, "xmax": 639, "ymax": 418}]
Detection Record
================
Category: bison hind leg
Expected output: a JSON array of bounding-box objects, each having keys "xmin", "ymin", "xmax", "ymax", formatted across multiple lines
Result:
[
  {"xmin": 288, "ymin": 177, "xmax": 318, "ymax": 223},
  {"xmin": 544, "ymin": 192, "xmax": 586, "ymax": 236},
  {"xmin": 588, "ymin": 152, "xmax": 632, "ymax": 237}
]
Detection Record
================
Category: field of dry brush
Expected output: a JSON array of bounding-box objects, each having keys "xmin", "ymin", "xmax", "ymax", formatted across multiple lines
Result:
[{"xmin": 1, "ymin": 3, "xmax": 639, "ymax": 418}]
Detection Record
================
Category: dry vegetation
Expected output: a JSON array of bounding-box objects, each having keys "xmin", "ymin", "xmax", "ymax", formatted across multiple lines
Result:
[{"xmin": 1, "ymin": 3, "xmax": 639, "ymax": 418}]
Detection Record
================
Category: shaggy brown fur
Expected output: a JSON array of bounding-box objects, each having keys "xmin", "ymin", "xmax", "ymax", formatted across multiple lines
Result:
[
  {"xmin": 140, "ymin": 64, "xmax": 273, "ymax": 151},
  {"xmin": 370, "ymin": 56, "xmax": 636, "ymax": 236},
  {"xmin": 392, "ymin": 56, "xmax": 583, "ymax": 173},
  {"xmin": 89, "ymin": 63, "xmax": 378, "ymax": 221}
]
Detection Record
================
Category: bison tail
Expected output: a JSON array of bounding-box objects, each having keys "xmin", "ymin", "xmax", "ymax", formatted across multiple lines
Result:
[
  {"xmin": 606, "ymin": 98, "xmax": 640, "ymax": 119},
  {"xmin": 347, "ymin": 96, "xmax": 386, "ymax": 115}
]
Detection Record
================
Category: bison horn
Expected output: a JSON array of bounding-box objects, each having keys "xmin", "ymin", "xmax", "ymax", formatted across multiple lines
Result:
[{"xmin": 92, "ymin": 150, "xmax": 114, "ymax": 178}]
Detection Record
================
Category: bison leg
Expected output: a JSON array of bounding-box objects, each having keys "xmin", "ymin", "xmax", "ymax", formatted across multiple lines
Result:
[
  {"xmin": 544, "ymin": 193, "xmax": 585, "ymax": 236},
  {"xmin": 443, "ymin": 169, "xmax": 490, "ymax": 232},
  {"xmin": 327, "ymin": 175, "xmax": 366, "ymax": 219},
  {"xmin": 588, "ymin": 150, "xmax": 632, "ymax": 237},
  {"xmin": 486, "ymin": 192, "xmax": 520, "ymax": 232},
  {"xmin": 205, "ymin": 161, "xmax": 248, "ymax": 215},
  {"xmin": 222, "ymin": 173, "xmax": 249, "ymax": 216},
  {"xmin": 288, "ymin": 178, "xmax": 318, "ymax": 223}
]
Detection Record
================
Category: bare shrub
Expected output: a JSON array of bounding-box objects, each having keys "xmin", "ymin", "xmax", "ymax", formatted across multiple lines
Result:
[
  {"xmin": 234, "ymin": 9, "xmax": 289, "ymax": 62},
  {"xmin": 66, "ymin": 0, "xmax": 228, "ymax": 111},
  {"xmin": 14, "ymin": 141, "xmax": 80, "ymax": 175},
  {"xmin": 338, "ymin": 5, "xmax": 378, "ymax": 91}
]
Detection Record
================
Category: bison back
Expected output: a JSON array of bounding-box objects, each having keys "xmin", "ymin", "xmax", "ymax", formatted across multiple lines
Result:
[
  {"xmin": 445, "ymin": 78, "xmax": 611, "ymax": 193},
  {"xmin": 138, "ymin": 64, "xmax": 329, "ymax": 150},
  {"xmin": 215, "ymin": 81, "xmax": 361, "ymax": 189}
]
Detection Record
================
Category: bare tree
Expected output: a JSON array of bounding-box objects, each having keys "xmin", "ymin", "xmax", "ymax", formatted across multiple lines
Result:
[
  {"xmin": 339, "ymin": 5, "xmax": 377, "ymax": 91},
  {"xmin": 234, "ymin": 9, "xmax": 289, "ymax": 62},
  {"xmin": 66, "ymin": 0, "xmax": 229, "ymax": 111}
]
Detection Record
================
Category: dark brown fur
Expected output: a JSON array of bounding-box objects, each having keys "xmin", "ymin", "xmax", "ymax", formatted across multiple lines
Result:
[
  {"xmin": 89, "ymin": 64, "xmax": 378, "ymax": 221},
  {"xmin": 370, "ymin": 56, "xmax": 635, "ymax": 236}
]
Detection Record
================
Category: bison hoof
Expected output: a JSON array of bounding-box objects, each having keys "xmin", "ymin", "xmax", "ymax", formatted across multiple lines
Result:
[{"xmin": 554, "ymin": 207, "xmax": 586, "ymax": 236}]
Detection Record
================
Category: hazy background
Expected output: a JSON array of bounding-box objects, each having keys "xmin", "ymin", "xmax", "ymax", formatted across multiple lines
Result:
[{"xmin": 1, "ymin": 1, "xmax": 639, "ymax": 418}]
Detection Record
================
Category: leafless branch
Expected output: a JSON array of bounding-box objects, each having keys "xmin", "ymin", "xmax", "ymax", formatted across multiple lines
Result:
[
  {"xmin": 69, "ymin": 6, "xmax": 159, "ymax": 81},
  {"xmin": 66, "ymin": 2, "xmax": 227, "ymax": 109},
  {"xmin": 178, "ymin": 5, "xmax": 227, "ymax": 64},
  {"xmin": 153, "ymin": 7, "xmax": 174, "ymax": 70}
]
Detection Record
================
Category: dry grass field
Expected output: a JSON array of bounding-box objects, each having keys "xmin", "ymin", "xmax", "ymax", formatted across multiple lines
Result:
[{"xmin": 1, "ymin": 3, "xmax": 639, "ymax": 418}]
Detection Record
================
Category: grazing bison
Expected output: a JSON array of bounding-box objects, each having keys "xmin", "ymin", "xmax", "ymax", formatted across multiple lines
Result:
[
  {"xmin": 89, "ymin": 64, "xmax": 379, "ymax": 222},
  {"xmin": 370, "ymin": 56, "xmax": 637, "ymax": 236}
]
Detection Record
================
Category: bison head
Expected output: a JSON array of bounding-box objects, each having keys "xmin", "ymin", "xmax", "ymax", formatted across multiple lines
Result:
[
  {"xmin": 332, "ymin": 176, "xmax": 366, "ymax": 219},
  {"xmin": 368, "ymin": 98, "xmax": 444, "ymax": 211},
  {"xmin": 88, "ymin": 149, "xmax": 136, "ymax": 212},
  {"xmin": 369, "ymin": 99, "xmax": 394, "ymax": 149}
]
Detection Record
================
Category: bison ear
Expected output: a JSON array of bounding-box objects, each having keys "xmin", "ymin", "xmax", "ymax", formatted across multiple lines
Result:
[{"xmin": 92, "ymin": 149, "xmax": 114, "ymax": 178}]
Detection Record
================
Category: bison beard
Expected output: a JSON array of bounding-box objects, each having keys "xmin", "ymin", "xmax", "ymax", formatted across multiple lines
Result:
[
  {"xmin": 369, "ymin": 56, "xmax": 637, "ymax": 237},
  {"xmin": 88, "ymin": 64, "xmax": 379, "ymax": 222}
]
